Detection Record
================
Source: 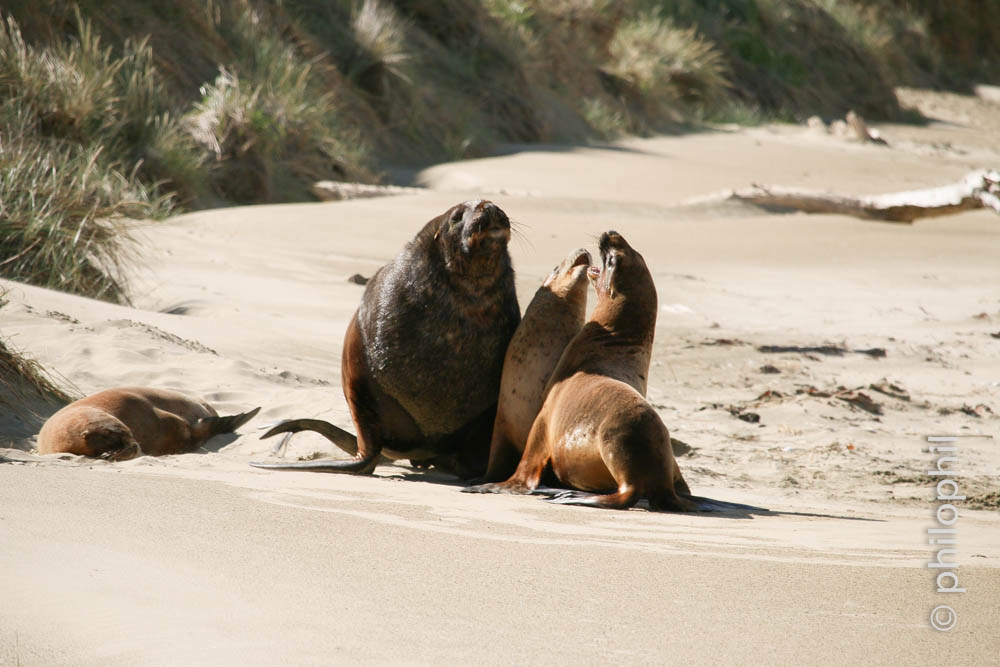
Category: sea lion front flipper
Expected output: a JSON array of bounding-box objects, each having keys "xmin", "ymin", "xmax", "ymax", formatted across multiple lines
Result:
[
  {"xmin": 94, "ymin": 436, "xmax": 142, "ymax": 461},
  {"xmin": 463, "ymin": 416, "xmax": 553, "ymax": 494}
]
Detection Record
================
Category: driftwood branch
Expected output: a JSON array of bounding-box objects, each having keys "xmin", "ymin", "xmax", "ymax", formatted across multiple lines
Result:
[{"xmin": 689, "ymin": 170, "xmax": 1000, "ymax": 223}]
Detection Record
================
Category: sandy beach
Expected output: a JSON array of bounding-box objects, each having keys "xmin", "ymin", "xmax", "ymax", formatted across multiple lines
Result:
[{"xmin": 2, "ymin": 92, "xmax": 998, "ymax": 664}]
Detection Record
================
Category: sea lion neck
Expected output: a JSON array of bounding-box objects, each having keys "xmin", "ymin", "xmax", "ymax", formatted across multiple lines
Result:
[{"xmin": 592, "ymin": 288, "xmax": 657, "ymax": 344}]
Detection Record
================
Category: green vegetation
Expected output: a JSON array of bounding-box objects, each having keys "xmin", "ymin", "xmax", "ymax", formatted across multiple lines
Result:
[{"xmin": 1, "ymin": 0, "xmax": 996, "ymax": 302}]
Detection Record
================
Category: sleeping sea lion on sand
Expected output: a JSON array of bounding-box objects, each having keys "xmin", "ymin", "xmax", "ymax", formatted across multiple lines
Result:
[{"xmin": 38, "ymin": 387, "xmax": 260, "ymax": 460}]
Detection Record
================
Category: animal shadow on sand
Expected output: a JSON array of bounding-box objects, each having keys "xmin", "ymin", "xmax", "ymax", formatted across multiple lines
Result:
[{"xmin": 397, "ymin": 468, "xmax": 880, "ymax": 522}]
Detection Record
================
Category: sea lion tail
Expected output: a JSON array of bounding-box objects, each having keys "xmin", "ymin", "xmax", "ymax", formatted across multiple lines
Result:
[
  {"xmin": 200, "ymin": 406, "xmax": 262, "ymax": 438},
  {"xmin": 250, "ymin": 418, "xmax": 378, "ymax": 474}
]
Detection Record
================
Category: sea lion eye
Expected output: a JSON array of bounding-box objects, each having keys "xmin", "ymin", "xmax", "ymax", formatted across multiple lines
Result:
[{"xmin": 450, "ymin": 208, "xmax": 464, "ymax": 224}]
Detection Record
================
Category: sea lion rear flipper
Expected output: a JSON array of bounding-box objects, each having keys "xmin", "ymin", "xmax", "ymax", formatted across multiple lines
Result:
[
  {"xmin": 251, "ymin": 418, "xmax": 379, "ymax": 474},
  {"xmin": 249, "ymin": 457, "xmax": 378, "ymax": 474},
  {"xmin": 259, "ymin": 418, "xmax": 359, "ymax": 455},
  {"xmin": 544, "ymin": 487, "xmax": 641, "ymax": 510},
  {"xmin": 199, "ymin": 406, "xmax": 262, "ymax": 438},
  {"xmin": 682, "ymin": 494, "xmax": 768, "ymax": 513}
]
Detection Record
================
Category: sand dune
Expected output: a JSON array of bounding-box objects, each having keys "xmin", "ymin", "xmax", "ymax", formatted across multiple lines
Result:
[{"xmin": 2, "ymin": 112, "xmax": 998, "ymax": 664}]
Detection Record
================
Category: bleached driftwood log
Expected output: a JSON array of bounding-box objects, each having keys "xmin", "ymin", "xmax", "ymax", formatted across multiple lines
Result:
[
  {"xmin": 689, "ymin": 170, "xmax": 1000, "ymax": 223},
  {"xmin": 311, "ymin": 181, "xmax": 426, "ymax": 201}
]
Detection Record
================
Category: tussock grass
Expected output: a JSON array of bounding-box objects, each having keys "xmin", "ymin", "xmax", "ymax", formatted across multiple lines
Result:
[
  {"xmin": 0, "ymin": 336, "xmax": 75, "ymax": 410},
  {"xmin": 186, "ymin": 2, "xmax": 372, "ymax": 203},
  {"xmin": 1, "ymin": 1, "xmax": 996, "ymax": 302},
  {"xmin": 0, "ymin": 294, "xmax": 75, "ymax": 430},
  {"xmin": 0, "ymin": 15, "xmax": 172, "ymax": 303},
  {"xmin": 0, "ymin": 336, "xmax": 74, "ymax": 445},
  {"xmin": 0, "ymin": 13, "xmax": 203, "ymax": 202},
  {"xmin": 0, "ymin": 127, "xmax": 169, "ymax": 303},
  {"xmin": 608, "ymin": 10, "xmax": 729, "ymax": 126},
  {"xmin": 349, "ymin": 0, "xmax": 414, "ymax": 98}
]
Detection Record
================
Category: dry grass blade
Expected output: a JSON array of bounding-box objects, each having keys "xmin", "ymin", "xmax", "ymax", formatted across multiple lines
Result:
[
  {"xmin": 0, "ymin": 131, "xmax": 167, "ymax": 304},
  {"xmin": 0, "ymin": 298, "xmax": 77, "ymax": 443}
]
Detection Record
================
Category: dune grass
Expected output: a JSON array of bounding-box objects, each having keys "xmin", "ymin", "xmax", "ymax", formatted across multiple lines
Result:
[
  {"xmin": 0, "ymin": 1, "xmax": 996, "ymax": 302},
  {"xmin": 0, "ymin": 128, "xmax": 168, "ymax": 304},
  {"xmin": 0, "ymin": 294, "xmax": 75, "ymax": 425},
  {"xmin": 0, "ymin": 339, "xmax": 75, "ymax": 407},
  {"xmin": 0, "ymin": 14, "xmax": 174, "ymax": 303},
  {"xmin": 0, "ymin": 336, "xmax": 74, "ymax": 445}
]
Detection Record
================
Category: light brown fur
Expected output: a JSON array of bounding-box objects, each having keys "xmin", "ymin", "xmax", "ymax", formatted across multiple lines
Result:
[
  {"xmin": 37, "ymin": 387, "xmax": 259, "ymax": 460},
  {"xmin": 481, "ymin": 248, "xmax": 592, "ymax": 482},
  {"xmin": 467, "ymin": 231, "xmax": 696, "ymax": 511}
]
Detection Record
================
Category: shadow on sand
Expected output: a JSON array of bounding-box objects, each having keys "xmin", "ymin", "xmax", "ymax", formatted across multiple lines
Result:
[{"xmin": 395, "ymin": 468, "xmax": 880, "ymax": 522}]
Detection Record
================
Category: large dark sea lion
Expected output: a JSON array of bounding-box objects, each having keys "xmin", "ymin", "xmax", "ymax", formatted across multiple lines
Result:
[
  {"xmin": 252, "ymin": 200, "xmax": 520, "ymax": 477},
  {"xmin": 480, "ymin": 247, "xmax": 591, "ymax": 482},
  {"xmin": 37, "ymin": 387, "xmax": 259, "ymax": 460},
  {"xmin": 466, "ymin": 232, "xmax": 758, "ymax": 511}
]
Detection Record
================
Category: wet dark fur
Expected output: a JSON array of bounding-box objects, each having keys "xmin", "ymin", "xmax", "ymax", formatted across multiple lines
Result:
[
  {"xmin": 361, "ymin": 202, "xmax": 519, "ymax": 437},
  {"xmin": 254, "ymin": 200, "xmax": 520, "ymax": 477}
]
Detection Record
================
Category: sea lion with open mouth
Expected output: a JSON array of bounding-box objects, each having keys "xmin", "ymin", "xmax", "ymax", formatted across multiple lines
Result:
[
  {"xmin": 252, "ymin": 200, "xmax": 520, "ymax": 477},
  {"xmin": 479, "ymin": 247, "xmax": 591, "ymax": 483},
  {"xmin": 465, "ymin": 231, "xmax": 758, "ymax": 511}
]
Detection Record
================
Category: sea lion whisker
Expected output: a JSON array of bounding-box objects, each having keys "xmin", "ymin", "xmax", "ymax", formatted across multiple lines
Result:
[{"xmin": 472, "ymin": 231, "xmax": 704, "ymax": 512}]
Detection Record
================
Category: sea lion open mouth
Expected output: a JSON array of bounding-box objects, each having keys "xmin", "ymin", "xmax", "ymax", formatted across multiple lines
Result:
[
  {"xmin": 569, "ymin": 248, "xmax": 592, "ymax": 269},
  {"xmin": 466, "ymin": 230, "xmax": 759, "ymax": 512},
  {"xmin": 544, "ymin": 248, "xmax": 592, "ymax": 288},
  {"xmin": 478, "ymin": 245, "xmax": 593, "ymax": 482}
]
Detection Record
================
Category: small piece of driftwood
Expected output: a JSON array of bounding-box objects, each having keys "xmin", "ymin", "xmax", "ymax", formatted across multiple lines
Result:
[
  {"xmin": 311, "ymin": 181, "xmax": 427, "ymax": 201},
  {"xmin": 689, "ymin": 170, "xmax": 1000, "ymax": 223}
]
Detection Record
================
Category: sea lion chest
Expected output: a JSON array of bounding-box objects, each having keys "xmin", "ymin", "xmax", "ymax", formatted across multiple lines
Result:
[{"xmin": 358, "ymin": 248, "xmax": 519, "ymax": 436}]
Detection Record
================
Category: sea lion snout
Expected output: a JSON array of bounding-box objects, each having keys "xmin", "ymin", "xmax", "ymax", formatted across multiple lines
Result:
[
  {"xmin": 84, "ymin": 424, "xmax": 141, "ymax": 461},
  {"xmin": 460, "ymin": 200, "xmax": 511, "ymax": 251},
  {"xmin": 597, "ymin": 230, "xmax": 632, "ymax": 258},
  {"xmin": 594, "ymin": 231, "xmax": 644, "ymax": 298},
  {"xmin": 544, "ymin": 248, "xmax": 592, "ymax": 289},
  {"xmin": 568, "ymin": 248, "xmax": 592, "ymax": 269}
]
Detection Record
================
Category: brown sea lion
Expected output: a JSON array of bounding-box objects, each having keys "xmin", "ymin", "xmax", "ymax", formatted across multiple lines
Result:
[
  {"xmin": 252, "ymin": 200, "xmax": 521, "ymax": 477},
  {"xmin": 37, "ymin": 387, "xmax": 260, "ymax": 460},
  {"xmin": 466, "ymin": 232, "xmax": 757, "ymax": 512},
  {"xmin": 480, "ymin": 247, "xmax": 592, "ymax": 482}
]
